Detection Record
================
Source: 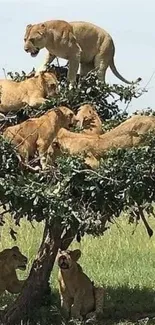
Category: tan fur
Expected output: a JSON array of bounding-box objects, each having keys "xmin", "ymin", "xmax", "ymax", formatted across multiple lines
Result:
[
  {"xmin": 0, "ymin": 246, "xmax": 27, "ymax": 295},
  {"xmin": 49, "ymin": 128, "xmax": 103, "ymax": 168},
  {"xmin": 0, "ymin": 71, "xmax": 58, "ymax": 113},
  {"xmin": 100, "ymin": 114, "xmax": 155, "ymax": 139},
  {"xmin": 50, "ymin": 115, "xmax": 155, "ymax": 168},
  {"xmin": 3, "ymin": 106, "xmax": 76, "ymax": 169},
  {"xmin": 24, "ymin": 20, "xmax": 82, "ymax": 86},
  {"xmin": 76, "ymin": 104, "xmax": 103, "ymax": 134},
  {"xmin": 31, "ymin": 20, "xmax": 141, "ymax": 84},
  {"xmin": 57, "ymin": 249, "xmax": 104, "ymax": 320}
]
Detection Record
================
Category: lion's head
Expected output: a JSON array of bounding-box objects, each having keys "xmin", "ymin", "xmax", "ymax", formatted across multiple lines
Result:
[
  {"xmin": 36, "ymin": 71, "xmax": 58, "ymax": 97},
  {"xmin": 58, "ymin": 106, "xmax": 77, "ymax": 128},
  {"xmin": 0, "ymin": 246, "xmax": 28, "ymax": 271},
  {"xmin": 24, "ymin": 23, "xmax": 47, "ymax": 57},
  {"xmin": 76, "ymin": 104, "xmax": 97, "ymax": 128},
  {"xmin": 57, "ymin": 249, "xmax": 81, "ymax": 270}
]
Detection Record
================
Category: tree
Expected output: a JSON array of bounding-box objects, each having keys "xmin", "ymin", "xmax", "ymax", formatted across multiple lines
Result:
[{"xmin": 0, "ymin": 67, "xmax": 152, "ymax": 324}]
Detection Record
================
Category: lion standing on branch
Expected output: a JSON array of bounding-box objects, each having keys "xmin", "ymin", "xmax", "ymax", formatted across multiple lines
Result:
[
  {"xmin": 24, "ymin": 20, "xmax": 82, "ymax": 87},
  {"xmin": 24, "ymin": 19, "xmax": 141, "ymax": 85}
]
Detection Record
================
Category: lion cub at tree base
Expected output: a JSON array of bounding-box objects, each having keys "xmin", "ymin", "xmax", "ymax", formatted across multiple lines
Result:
[
  {"xmin": 0, "ymin": 71, "xmax": 58, "ymax": 113},
  {"xmin": 0, "ymin": 246, "xmax": 28, "ymax": 295},
  {"xmin": 76, "ymin": 104, "xmax": 103, "ymax": 134},
  {"xmin": 3, "ymin": 106, "xmax": 76, "ymax": 169},
  {"xmin": 57, "ymin": 249, "xmax": 104, "ymax": 321}
]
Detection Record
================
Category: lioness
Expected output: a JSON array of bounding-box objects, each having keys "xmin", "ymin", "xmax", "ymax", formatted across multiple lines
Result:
[
  {"xmin": 0, "ymin": 246, "xmax": 28, "ymax": 295},
  {"xmin": 57, "ymin": 249, "xmax": 104, "ymax": 320},
  {"xmin": 0, "ymin": 71, "xmax": 58, "ymax": 113},
  {"xmin": 76, "ymin": 104, "xmax": 103, "ymax": 134},
  {"xmin": 25, "ymin": 20, "xmax": 141, "ymax": 84},
  {"xmin": 49, "ymin": 114, "xmax": 155, "ymax": 168},
  {"xmin": 24, "ymin": 20, "xmax": 82, "ymax": 86},
  {"xmin": 3, "ymin": 106, "xmax": 76, "ymax": 169},
  {"xmin": 100, "ymin": 114, "xmax": 155, "ymax": 139}
]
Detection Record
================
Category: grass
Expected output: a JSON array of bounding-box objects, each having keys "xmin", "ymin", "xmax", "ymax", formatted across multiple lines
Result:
[{"xmin": 1, "ymin": 215, "xmax": 155, "ymax": 324}]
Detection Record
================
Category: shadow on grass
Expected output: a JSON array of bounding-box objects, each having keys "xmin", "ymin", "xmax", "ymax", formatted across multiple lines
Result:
[
  {"xmin": 1, "ymin": 286, "xmax": 155, "ymax": 324},
  {"xmin": 104, "ymin": 285, "xmax": 155, "ymax": 323}
]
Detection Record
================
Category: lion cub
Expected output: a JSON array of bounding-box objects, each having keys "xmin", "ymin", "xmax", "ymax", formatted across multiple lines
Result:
[
  {"xmin": 0, "ymin": 246, "xmax": 28, "ymax": 295},
  {"xmin": 76, "ymin": 104, "xmax": 103, "ymax": 135},
  {"xmin": 0, "ymin": 71, "xmax": 58, "ymax": 113},
  {"xmin": 3, "ymin": 106, "xmax": 76, "ymax": 169},
  {"xmin": 57, "ymin": 249, "xmax": 104, "ymax": 321}
]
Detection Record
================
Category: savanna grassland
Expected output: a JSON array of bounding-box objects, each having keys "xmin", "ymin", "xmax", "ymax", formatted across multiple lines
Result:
[{"xmin": 1, "ymin": 215, "xmax": 155, "ymax": 325}]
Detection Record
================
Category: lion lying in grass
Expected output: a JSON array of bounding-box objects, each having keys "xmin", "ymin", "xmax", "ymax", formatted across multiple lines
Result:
[
  {"xmin": 3, "ymin": 106, "xmax": 76, "ymax": 170},
  {"xmin": 49, "ymin": 114, "xmax": 155, "ymax": 169},
  {"xmin": 0, "ymin": 71, "xmax": 58, "ymax": 113},
  {"xmin": 0, "ymin": 246, "xmax": 28, "ymax": 295},
  {"xmin": 57, "ymin": 249, "xmax": 104, "ymax": 321},
  {"xmin": 76, "ymin": 104, "xmax": 103, "ymax": 135}
]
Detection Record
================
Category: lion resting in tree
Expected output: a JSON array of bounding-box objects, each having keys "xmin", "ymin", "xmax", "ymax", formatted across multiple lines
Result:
[
  {"xmin": 57, "ymin": 249, "xmax": 104, "ymax": 321},
  {"xmin": 49, "ymin": 114, "xmax": 155, "ymax": 169},
  {"xmin": 3, "ymin": 106, "xmax": 76, "ymax": 170},
  {"xmin": 0, "ymin": 71, "xmax": 58, "ymax": 113},
  {"xmin": 0, "ymin": 246, "xmax": 28, "ymax": 295},
  {"xmin": 76, "ymin": 104, "xmax": 103, "ymax": 135},
  {"xmin": 24, "ymin": 19, "xmax": 141, "ymax": 85}
]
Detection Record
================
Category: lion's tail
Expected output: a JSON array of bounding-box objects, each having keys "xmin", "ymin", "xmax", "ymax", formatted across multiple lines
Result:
[{"xmin": 110, "ymin": 57, "xmax": 141, "ymax": 85}]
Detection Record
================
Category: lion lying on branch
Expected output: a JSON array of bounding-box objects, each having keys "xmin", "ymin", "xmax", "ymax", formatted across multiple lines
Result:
[
  {"xmin": 0, "ymin": 71, "xmax": 58, "ymax": 113},
  {"xmin": 50, "ymin": 114, "xmax": 155, "ymax": 169}
]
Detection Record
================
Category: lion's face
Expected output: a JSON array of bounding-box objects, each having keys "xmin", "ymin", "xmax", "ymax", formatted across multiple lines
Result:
[
  {"xmin": 76, "ymin": 104, "xmax": 96, "ymax": 128},
  {"xmin": 48, "ymin": 139, "xmax": 61, "ymax": 162},
  {"xmin": 0, "ymin": 246, "xmax": 28, "ymax": 271},
  {"xmin": 40, "ymin": 72, "xmax": 59, "ymax": 97},
  {"xmin": 59, "ymin": 106, "xmax": 77, "ymax": 128},
  {"xmin": 24, "ymin": 23, "xmax": 47, "ymax": 57},
  {"xmin": 57, "ymin": 249, "xmax": 81, "ymax": 270}
]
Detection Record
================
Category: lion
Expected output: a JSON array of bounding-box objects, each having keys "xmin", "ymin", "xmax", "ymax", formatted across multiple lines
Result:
[
  {"xmin": 3, "ymin": 106, "xmax": 76, "ymax": 170},
  {"xmin": 57, "ymin": 249, "xmax": 104, "ymax": 321},
  {"xmin": 100, "ymin": 114, "xmax": 155, "ymax": 139},
  {"xmin": 49, "ymin": 114, "xmax": 155, "ymax": 169},
  {"xmin": 24, "ymin": 20, "xmax": 82, "ymax": 87},
  {"xmin": 48, "ymin": 128, "xmax": 101, "ymax": 169},
  {"xmin": 76, "ymin": 104, "xmax": 103, "ymax": 134},
  {"xmin": 0, "ymin": 246, "xmax": 28, "ymax": 295},
  {"xmin": 26, "ymin": 20, "xmax": 141, "ymax": 84},
  {"xmin": 0, "ymin": 71, "xmax": 58, "ymax": 113}
]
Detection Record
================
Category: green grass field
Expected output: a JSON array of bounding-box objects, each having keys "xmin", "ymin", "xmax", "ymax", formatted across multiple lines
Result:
[{"xmin": 1, "ymin": 215, "xmax": 155, "ymax": 324}]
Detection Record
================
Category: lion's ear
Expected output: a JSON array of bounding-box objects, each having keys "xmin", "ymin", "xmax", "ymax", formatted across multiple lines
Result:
[
  {"xmin": 26, "ymin": 24, "xmax": 32, "ymax": 31},
  {"xmin": 12, "ymin": 246, "xmax": 19, "ymax": 251},
  {"xmin": 34, "ymin": 71, "xmax": 44, "ymax": 78},
  {"xmin": 39, "ymin": 71, "xmax": 44, "ymax": 76},
  {"xmin": 24, "ymin": 24, "xmax": 32, "ymax": 39},
  {"xmin": 70, "ymin": 249, "xmax": 81, "ymax": 261}
]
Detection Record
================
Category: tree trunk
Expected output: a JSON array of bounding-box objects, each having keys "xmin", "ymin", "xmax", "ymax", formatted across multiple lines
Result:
[
  {"xmin": 3, "ymin": 222, "xmax": 76, "ymax": 325},
  {"xmin": 3, "ymin": 221, "xmax": 61, "ymax": 325}
]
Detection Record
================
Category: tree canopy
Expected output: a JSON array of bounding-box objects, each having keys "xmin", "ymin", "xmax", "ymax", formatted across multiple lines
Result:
[{"xmin": 0, "ymin": 67, "xmax": 153, "ymax": 239}]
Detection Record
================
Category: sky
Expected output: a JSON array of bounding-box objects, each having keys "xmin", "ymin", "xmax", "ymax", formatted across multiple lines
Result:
[{"xmin": 0, "ymin": 0, "xmax": 155, "ymax": 113}]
